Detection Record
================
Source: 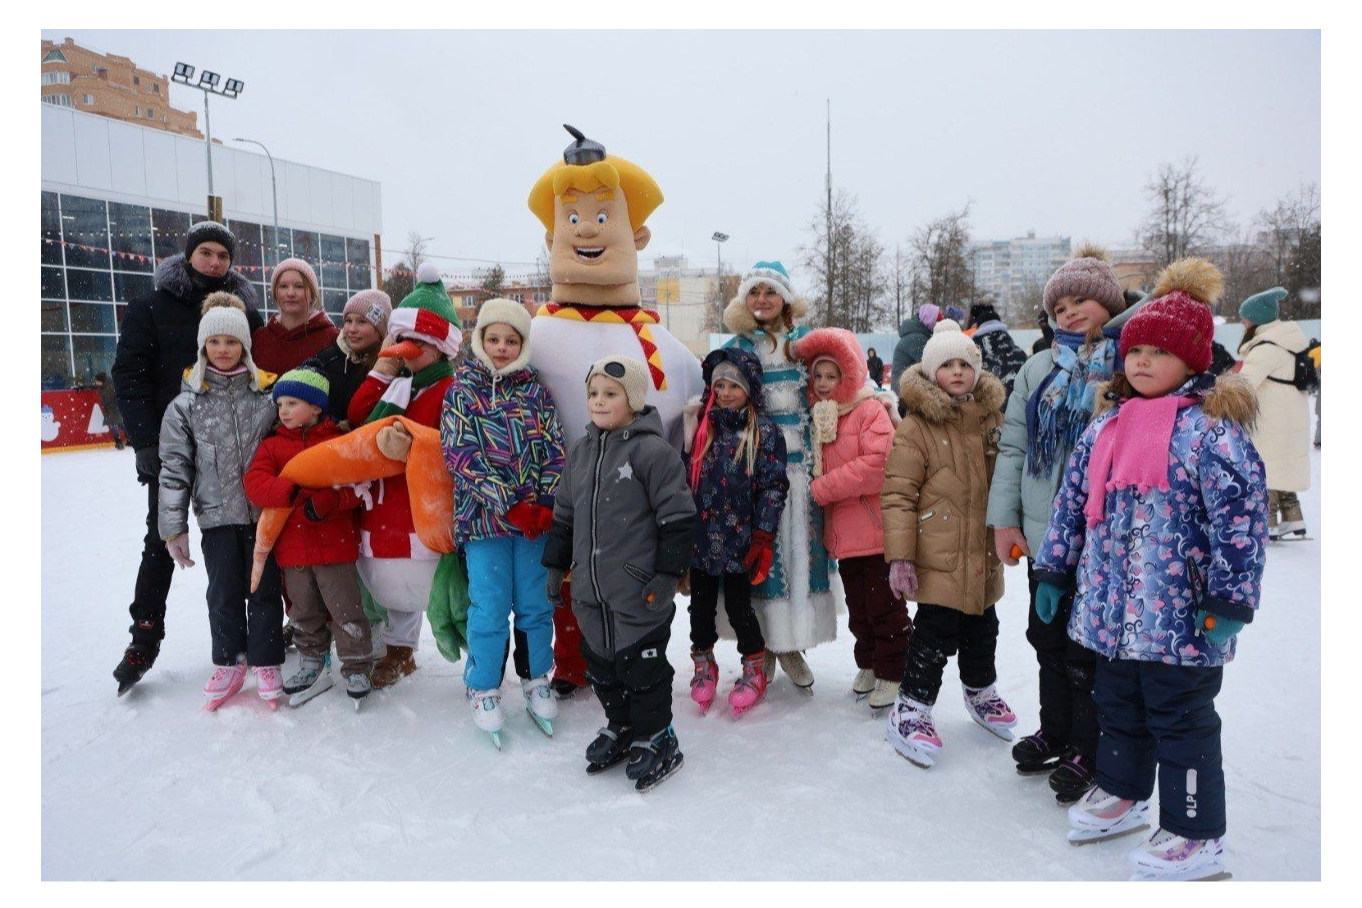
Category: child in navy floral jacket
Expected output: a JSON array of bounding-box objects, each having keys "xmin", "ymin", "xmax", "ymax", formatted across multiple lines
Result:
[
  {"xmin": 1034, "ymin": 260, "xmax": 1268, "ymax": 881},
  {"xmin": 686, "ymin": 348, "xmax": 788, "ymax": 718}
]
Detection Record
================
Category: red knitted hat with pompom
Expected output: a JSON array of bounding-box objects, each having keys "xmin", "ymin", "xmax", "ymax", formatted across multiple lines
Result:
[{"xmin": 1119, "ymin": 291, "xmax": 1215, "ymax": 374}]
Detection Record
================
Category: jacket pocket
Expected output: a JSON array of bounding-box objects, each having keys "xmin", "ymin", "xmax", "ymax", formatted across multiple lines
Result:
[
  {"xmin": 192, "ymin": 442, "xmax": 224, "ymax": 513},
  {"xmin": 623, "ymin": 562, "xmax": 653, "ymax": 585},
  {"xmin": 915, "ymin": 503, "xmax": 960, "ymax": 572}
]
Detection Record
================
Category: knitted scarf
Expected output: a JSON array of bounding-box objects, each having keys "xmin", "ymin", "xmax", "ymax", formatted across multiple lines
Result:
[
  {"xmin": 364, "ymin": 359, "xmax": 454, "ymax": 424},
  {"xmin": 1083, "ymin": 394, "xmax": 1198, "ymax": 527},
  {"xmin": 1024, "ymin": 328, "xmax": 1120, "ymax": 478},
  {"xmin": 809, "ymin": 387, "xmax": 874, "ymax": 478}
]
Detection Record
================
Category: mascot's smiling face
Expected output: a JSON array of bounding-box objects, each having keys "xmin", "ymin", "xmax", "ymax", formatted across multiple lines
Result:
[{"xmin": 550, "ymin": 177, "xmax": 648, "ymax": 289}]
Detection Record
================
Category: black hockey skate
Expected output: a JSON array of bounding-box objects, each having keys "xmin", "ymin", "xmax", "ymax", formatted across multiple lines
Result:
[
  {"xmin": 551, "ymin": 677, "xmax": 582, "ymax": 699},
  {"xmin": 1049, "ymin": 752, "xmax": 1097, "ymax": 804},
  {"xmin": 585, "ymin": 723, "xmax": 634, "ymax": 775},
  {"xmin": 627, "ymin": 726, "xmax": 684, "ymax": 793},
  {"xmin": 113, "ymin": 621, "xmax": 163, "ymax": 696},
  {"xmin": 1012, "ymin": 729, "xmax": 1065, "ymax": 775}
]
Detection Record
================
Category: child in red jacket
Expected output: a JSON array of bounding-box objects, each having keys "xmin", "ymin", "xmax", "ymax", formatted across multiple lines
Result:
[{"xmin": 245, "ymin": 365, "xmax": 373, "ymax": 705}]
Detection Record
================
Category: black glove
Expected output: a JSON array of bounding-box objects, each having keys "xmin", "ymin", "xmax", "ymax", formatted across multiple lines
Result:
[
  {"xmin": 641, "ymin": 572, "xmax": 680, "ymax": 611},
  {"xmin": 546, "ymin": 568, "xmax": 566, "ymax": 608},
  {"xmin": 135, "ymin": 447, "xmax": 160, "ymax": 485}
]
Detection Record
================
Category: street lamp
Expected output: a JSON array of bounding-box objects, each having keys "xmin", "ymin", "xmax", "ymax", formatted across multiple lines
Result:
[
  {"xmin": 172, "ymin": 62, "xmax": 245, "ymax": 220},
  {"xmin": 231, "ymin": 137, "xmax": 279, "ymax": 266},
  {"xmin": 712, "ymin": 231, "xmax": 729, "ymax": 328}
]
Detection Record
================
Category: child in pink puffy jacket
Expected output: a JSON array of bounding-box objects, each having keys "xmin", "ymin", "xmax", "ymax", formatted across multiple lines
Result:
[{"xmin": 801, "ymin": 328, "xmax": 913, "ymax": 710}]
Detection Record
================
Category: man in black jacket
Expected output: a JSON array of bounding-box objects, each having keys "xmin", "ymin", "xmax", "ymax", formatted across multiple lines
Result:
[{"xmin": 111, "ymin": 221, "xmax": 266, "ymax": 695}]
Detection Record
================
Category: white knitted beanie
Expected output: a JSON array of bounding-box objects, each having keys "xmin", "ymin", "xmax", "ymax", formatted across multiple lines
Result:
[{"xmin": 920, "ymin": 319, "xmax": 982, "ymax": 389}]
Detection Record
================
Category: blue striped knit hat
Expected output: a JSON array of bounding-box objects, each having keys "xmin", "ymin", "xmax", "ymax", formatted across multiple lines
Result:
[{"xmin": 272, "ymin": 365, "xmax": 329, "ymax": 409}]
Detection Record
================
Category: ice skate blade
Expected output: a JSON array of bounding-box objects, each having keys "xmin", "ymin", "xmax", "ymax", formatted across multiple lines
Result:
[
  {"xmin": 693, "ymin": 697, "xmax": 714, "ymax": 716},
  {"xmin": 487, "ymin": 730, "xmax": 503, "ymax": 751},
  {"xmin": 884, "ymin": 727, "xmax": 937, "ymax": 768},
  {"xmin": 854, "ymin": 690, "xmax": 872, "ymax": 701},
  {"xmin": 967, "ymin": 712, "xmax": 1016, "ymax": 742},
  {"xmin": 526, "ymin": 708, "xmax": 554, "ymax": 737},
  {"xmin": 203, "ymin": 693, "xmax": 235, "ymax": 713},
  {"xmin": 635, "ymin": 754, "xmax": 684, "ymax": 793},
  {"xmin": 286, "ymin": 674, "xmax": 334, "ymax": 708},
  {"xmin": 1015, "ymin": 760, "xmax": 1062, "ymax": 776},
  {"xmin": 1067, "ymin": 822, "xmax": 1150, "ymax": 846},
  {"xmin": 1269, "ymin": 535, "xmax": 1313, "ymax": 542},
  {"xmin": 116, "ymin": 681, "xmax": 137, "ymax": 698},
  {"xmin": 586, "ymin": 751, "xmax": 629, "ymax": 775},
  {"xmin": 1129, "ymin": 868, "xmax": 1230, "ymax": 882}
]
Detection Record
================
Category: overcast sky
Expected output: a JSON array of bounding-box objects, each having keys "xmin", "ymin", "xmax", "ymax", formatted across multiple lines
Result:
[{"xmin": 44, "ymin": 29, "xmax": 1321, "ymax": 290}]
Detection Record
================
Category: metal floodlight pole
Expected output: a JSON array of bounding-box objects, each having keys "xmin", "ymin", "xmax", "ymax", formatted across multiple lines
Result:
[
  {"xmin": 232, "ymin": 137, "xmax": 279, "ymax": 261},
  {"xmin": 172, "ymin": 63, "xmax": 244, "ymax": 220},
  {"xmin": 712, "ymin": 231, "xmax": 729, "ymax": 327}
]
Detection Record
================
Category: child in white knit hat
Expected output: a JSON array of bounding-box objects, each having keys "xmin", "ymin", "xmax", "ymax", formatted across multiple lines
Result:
[
  {"xmin": 880, "ymin": 319, "xmax": 1015, "ymax": 767},
  {"xmin": 157, "ymin": 292, "xmax": 284, "ymax": 709}
]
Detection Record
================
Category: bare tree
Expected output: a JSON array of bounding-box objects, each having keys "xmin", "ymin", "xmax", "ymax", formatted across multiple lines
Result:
[
  {"xmin": 801, "ymin": 189, "xmax": 860, "ymax": 328},
  {"xmin": 845, "ymin": 230, "xmax": 887, "ymax": 332},
  {"xmin": 1139, "ymin": 157, "xmax": 1230, "ymax": 267},
  {"xmin": 1255, "ymin": 182, "xmax": 1321, "ymax": 318},
  {"xmin": 888, "ymin": 243, "xmax": 910, "ymax": 328},
  {"xmin": 1210, "ymin": 226, "xmax": 1275, "ymax": 318},
  {"xmin": 404, "ymin": 231, "xmax": 431, "ymax": 272},
  {"xmin": 384, "ymin": 263, "xmax": 415, "ymax": 307},
  {"xmin": 908, "ymin": 204, "xmax": 976, "ymax": 314},
  {"xmin": 479, "ymin": 263, "xmax": 506, "ymax": 302}
]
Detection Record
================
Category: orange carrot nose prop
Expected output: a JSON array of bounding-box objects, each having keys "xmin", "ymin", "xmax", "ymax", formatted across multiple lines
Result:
[{"xmin": 379, "ymin": 340, "xmax": 422, "ymax": 359}]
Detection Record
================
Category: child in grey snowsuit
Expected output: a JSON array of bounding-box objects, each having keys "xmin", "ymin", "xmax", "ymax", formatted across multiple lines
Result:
[
  {"xmin": 543, "ymin": 356, "xmax": 697, "ymax": 790},
  {"xmin": 158, "ymin": 292, "xmax": 283, "ymax": 706}
]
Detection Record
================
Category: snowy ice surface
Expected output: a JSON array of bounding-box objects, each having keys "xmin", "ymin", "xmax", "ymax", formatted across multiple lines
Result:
[{"xmin": 41, "ymin": 444, "xmax": 1321, "ymax": 881}]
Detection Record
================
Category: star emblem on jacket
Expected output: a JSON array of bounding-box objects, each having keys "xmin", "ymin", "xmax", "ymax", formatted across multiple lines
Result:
[{"xmin": 617, "ymin": 462, "xmax": 634, "ymax": 481}]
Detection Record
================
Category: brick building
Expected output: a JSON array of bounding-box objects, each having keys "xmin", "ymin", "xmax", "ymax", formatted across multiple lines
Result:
[{"xmin": 41, "ymin": 37, "xmax": 202, "ymax": 139}]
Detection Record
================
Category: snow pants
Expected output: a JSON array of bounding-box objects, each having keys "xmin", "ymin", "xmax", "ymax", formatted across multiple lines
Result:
[
  {"xmin": 583, "ymin": 621, "xmax": 674, "ymax": 740},
  {"xmin": 689, "ymin": 571, "xmax": 765, "ymax": 657},
  {"xmin": 128, "ymin": 481, "xmax": 175, "ymax": 644},
  {"xmin": 898, "ymin": 603, "xmax": 998, "ymax": 706},
  {"xmin": 283, "ymin": 562, "xmax": 373, "ymax": 677},
  {"xmin": 839, "ymin": 555, "xmax": 913, "ymax": 681},
  {"xmin": 201, "ymin": 524, "xmax": 284, "ymax": 668},
  {"xmin": 552, "ymin": 579, "xmax": 588, "ymax": 686},
  {"xmin": 463, "ymin": 535, "xmax": 554, "ymax": 691},
  {"xmin": 1026, "ymin": 561, "xmax": 1098, "ymax": 759}
]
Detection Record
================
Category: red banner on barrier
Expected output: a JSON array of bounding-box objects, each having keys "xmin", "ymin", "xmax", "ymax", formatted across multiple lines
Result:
[{"xmin": 41, "ymin": 390, "xmax": 119, "ymax": 451}]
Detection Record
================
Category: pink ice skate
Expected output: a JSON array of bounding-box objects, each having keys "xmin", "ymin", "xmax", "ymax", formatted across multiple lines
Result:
[
  {"xmin": 729, "ymin": 651, "xmax": 768, "ymax": 719},
  {"xmin": 963, "ymin": 683, "xmax": 1018, "ymax": 741},
  {"xmin": 203, "ymin": 664, "xmax": 247, "ymax": 711},
  {"xmin": 254, "ymin": 665, "xmax": 283, "ymax": 708},
  {"xmin": 690, "ymin": 649, "xmax": 719, "ymax": 715}
]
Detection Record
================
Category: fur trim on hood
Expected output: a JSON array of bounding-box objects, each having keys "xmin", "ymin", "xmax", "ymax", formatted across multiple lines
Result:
[
  {"xmin": 796, "ymin": 327, "xmax": 868, "ymax": 405},
  {"xmin": 1093, "ymin": 373, "xmax": 1257, "ymax": 431},
  {"xmin": 722, "ymin": 293, "xmax": 809, "ymax": 335},
  {"xmin": 898, "ymin": 363, "xmax": 1006, "ymax": 425},
  {"xmin": 471, "ymin": 298, "xmax": 534, "ymax": 376},
  {"xmin": 154, "ymin": 254, "xmax": 259, "ymax": 308}
]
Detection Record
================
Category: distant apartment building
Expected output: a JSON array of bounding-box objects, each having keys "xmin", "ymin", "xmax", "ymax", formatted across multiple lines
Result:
[
  {"xmin": 1107, "ymin": 248, "xmax": 1160, "ymax": 294},
  {"xmin": 41, "ymin": 37, "xmax": 202, "ymax": 139},
  {"xmin": 969, "ymin": 232, "xmax": 1071, "ymax": 320}
]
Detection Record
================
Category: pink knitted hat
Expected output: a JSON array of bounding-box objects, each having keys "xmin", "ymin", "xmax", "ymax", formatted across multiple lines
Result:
[
  {"xmin": 343, "ymin": 289, "xmax": 392, "ymax": 333},
  {"xmin": 270, "ymin": 258, "xmax": 320, "ymax": 307}
]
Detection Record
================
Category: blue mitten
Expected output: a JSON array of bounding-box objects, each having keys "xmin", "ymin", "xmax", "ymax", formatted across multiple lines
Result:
[
  {"xmin": 1035, "ymin": 582, "xmax": 1065, "ymax": 625},
  {"xmin": 1195, "ymin": 609, "xmax": 1245, "ymax": 646}
]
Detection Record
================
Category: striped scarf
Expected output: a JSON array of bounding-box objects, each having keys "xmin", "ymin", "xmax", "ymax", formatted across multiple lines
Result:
[
  {"xmin": 1024, "ymin": 328, "xmax": 1120, "ymax": 478},
  {"xmin": 538, "ymin": 303, "xmax": 668, "ymax": 390},
  {"xmin": 364, "ymin": 359, "xmax": 454, "ymax": 424}
]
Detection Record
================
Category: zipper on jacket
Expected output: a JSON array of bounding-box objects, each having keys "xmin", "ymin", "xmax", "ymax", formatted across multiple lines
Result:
[{"xmin": 590, "ymin": 429, "xmax": 613, "ymax": 654}]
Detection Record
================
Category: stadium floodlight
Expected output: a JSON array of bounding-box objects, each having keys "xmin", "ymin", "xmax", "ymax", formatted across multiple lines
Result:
[
  {"xmin": 172, "ymin": 62, "xmax": 195, "ymax": 82},
  {"xmin": 170, "ymin": 62, "xmax": 245, "ymax": 215}
]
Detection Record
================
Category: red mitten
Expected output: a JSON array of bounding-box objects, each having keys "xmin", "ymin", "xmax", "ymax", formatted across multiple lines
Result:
[
  {"xmin": 743, "ymin": 530, "xmax": 776, "ymax": 585},
  {"xmin": 506, "ymin": 501, "xmax": 555, "ymax": 541}
]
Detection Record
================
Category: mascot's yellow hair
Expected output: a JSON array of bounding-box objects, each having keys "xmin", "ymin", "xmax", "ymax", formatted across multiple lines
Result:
[{"xmin": 528, "ymin": 155, "xmax": 664, "ymax": 233}]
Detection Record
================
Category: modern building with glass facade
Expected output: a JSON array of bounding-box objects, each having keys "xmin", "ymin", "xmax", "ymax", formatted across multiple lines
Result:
[{"xmin": 41, "ymin": 103, "xmax": 382, "ymax": 388}]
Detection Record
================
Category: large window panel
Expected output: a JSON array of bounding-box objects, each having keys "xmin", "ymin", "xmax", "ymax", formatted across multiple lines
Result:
[
  {"xmin": 291, "ymin": 230, "xmax": 319, "ymax": 268},
  {"xmin": 42, "ymin": 300, "xmax": 68, "ymax": 333},
  {"xmin": 66, "ymin": 268, "xmax": 113, "ymax": 302},
  {"xmin": 346, "ymin": 237, "xmax": 372, "ymax": 291},
  {"xmin": 263, "ymin": 226, "xmax": 291, "ymax": 270},
  {"xmin": 108, "ymin": 202, "xmax": 154, "ymax": 272},
  {"xmin": 152, "ymin": 208, "xmax": 191, "ymax": 262},
  {"xmin": 323, "ymin": 289, "xmax": 348, "ymax": 315},
  {"xmin": 71, "ymin": 335, "xmax": 118, "ymax": 384},
  {"xmin": 320, "ymin": 234, "xmax": 347, "ymax": 289},
  {"xmin": 228, "ymin": 219, "xmax": 264, "ymax": 279},
  {"xmin": 70, "ymin": 302, "xmax": 117, "ymax": 334},
  {"xmin": 42, "ymin": 191, "xmax": 63, "ymax": 265},
  {"xmin": 42, "ymin": 335, "xmax": 72, "ymax": 388},
  {"xmin": 113, "ymin": 272, "xmax": 154, "ymax": 303},
  {"xmin": 42, "ymin": 266, "xmax": 65, "ymax": 300},
  {"xmin": 60, "ymin": 195, "xmax": 110, "ymax": 269}
]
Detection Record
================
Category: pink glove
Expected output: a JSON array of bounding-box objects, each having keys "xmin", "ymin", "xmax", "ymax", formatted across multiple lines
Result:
[
  {"xmin": 166, "ymin": 535, "xmax": 196, "ymax": 570},
  {"xmin": 888, "ymin": 559, "xmax": 918, "ymax": 600}
]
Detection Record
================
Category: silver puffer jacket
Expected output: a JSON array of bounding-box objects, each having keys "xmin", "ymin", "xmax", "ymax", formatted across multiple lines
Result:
[{"xmin": 157, "ymin": 369, "xmax": 278, "ymax": 540}]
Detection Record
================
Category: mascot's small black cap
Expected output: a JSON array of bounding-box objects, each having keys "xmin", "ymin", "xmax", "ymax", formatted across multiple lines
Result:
[{"xmin": 563, "ymin": 124, "xmax": 607, "ymax": 165}]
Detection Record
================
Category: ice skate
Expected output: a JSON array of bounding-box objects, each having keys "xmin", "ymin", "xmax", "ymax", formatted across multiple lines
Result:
[
  {"xmin": 202, "ymin": 664, "xmax": 247, "ymax": 712},
  {"xmin": 1270, "ymin": 519, "xmax": 1311, "ymax": 541},
  {"xmin": 1012, "ymin": 729, "xmax": 1065, "ymax": 775},
  {"xmin": 345, "ymin": 672, "xmax": 371, "ymax": 709},
  {"xmin": 113, "ymin": 641, "xmax": 160, "ymax": 697},
  {"xmin": 884, "ymin": 694, "xmax": 942, "ymax": 768},
  {"xmin": 550, "ymin": 676, "xmax": 582, "ymax": 699},
  {"xmin": 1067, "ymin": 786, "xmax": 1151, "ymax": 845},
  {"xmin": 852, "ymin": 668, "xmax": 876, "ymax": 700},
  {"xmin": 867, "ymin": 678, "xmax": 898, "ymax": 710},
  {"xmin": 627, "ymin": 726, "xmax": 684, "ymax": 793},
  {"xmin": 585, "ymin": 723, "xmax": 634, "ymax": 775},
  {"xmin": 729, "ymin": 650, "xmax": 768, "ymax": 719},
  {"xmin": 284, "ymin": 654, "xmax": 333, "ymax": 707},
  {"xmin": 1128, "ymin": 829, "xmax": 1230, "ymax": 881},
  {"xmin": 254, "ymin": 665, "xmax": 283, "ymax": 704},
  {"xmin": 962, "ymin": 683, "xmax": 1017, "ymax": 741},
  {"xmin": 1049, "ymin": 751, "xmax": 1097, "ymax": 804},
  {"xmin": 522, "ymin": 676, "xmax": 558, "ymax": 736},
  {"xmin": 776, "ymin": 651, "xmax": 814, "ymax": 690},
  {"xmin": 689, "ymin": 649, "xmax": 719, "ymax": 715},
  {"xmin": 468, "ymin": 687, "xmax": 505, "ymax": 750}
]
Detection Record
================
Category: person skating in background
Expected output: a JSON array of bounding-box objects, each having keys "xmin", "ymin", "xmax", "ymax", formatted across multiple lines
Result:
[
  {"xmin": 1237, "ymin": 287, "xmax": 1313, "ymax": 540},
  {"xmin": 865, "ymin": 347, "xmax": 885, "ymax": 389},
  {"xmin": 543, "ymin": 357, "xmax": 697, "ymax": 791},
  {"xmin": 1030, "ymin": 308, "xmax": 1055, "ymax": 356},
  {"xmin": 251, "ymin": 258, "xmax": 339, "ymax": 376},
  {"xmin": 1035, "ymin": 259, "xmax": 1266, "ymax": 881},
  {"xmin": 94, "ymin": 372, "xmax": 128, "ymax": 449},
  {"xmin": 686, "ymin": 348, "xmax": 788, "ymax": 719},
  {"xmin": 314, "ymin": 289, "xmax": 392, "ymax": 426},
  {"xmin": 891, "ymin": 303, "xmax": 939, "ymax": 391},
  {"xmin": 1311, "ymin": 342, "xmax": 1321, "ymax": 448},
  {"xmin": 968, "ymin": 303, "xmax": 1029, "ymax": 399}
]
